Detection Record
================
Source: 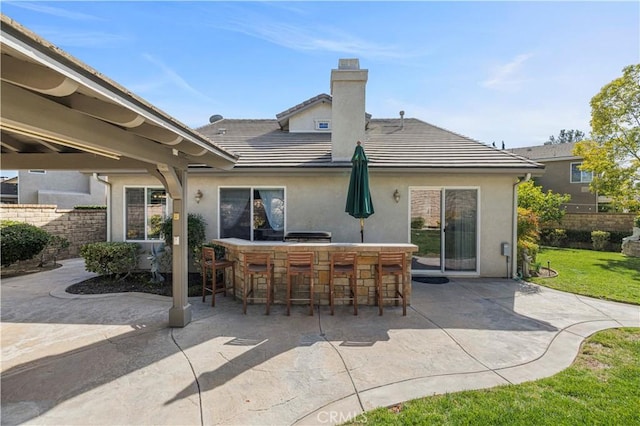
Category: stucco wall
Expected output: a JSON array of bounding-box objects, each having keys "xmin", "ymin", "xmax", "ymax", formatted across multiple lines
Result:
[
  {"xmin": 535, "ymin": 160, "xmax": 597, "ymax": 213},
  {"xmin": 18, "ymin": 170, "xmax": 107, "ymax": 209},
  {"xmin": 289, "ymin": 103, "xmax": 332, "ymax": 133},
  {"xmin": 108, "ymin": 172, "xmax": 517, "ymax": 277},
  {"xmin": 0, "ymin": 204, "xmax": 106, "ymax": 258}
]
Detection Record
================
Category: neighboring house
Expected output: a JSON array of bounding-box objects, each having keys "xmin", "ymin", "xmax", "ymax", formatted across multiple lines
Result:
[
  {"xmin": 509, "ymin": 142, "xmax": 602, "ymax": 213},
  {"xmin": 105, "ymin": 59, "xmax": 543, "ymax": 278},
  {"xmin": 17, "ymin": 170, "xmax": 106, "ymax": 209},
  {"xmin": 0, "ymin": 176, "xmax": 18, "ymax": 204}
]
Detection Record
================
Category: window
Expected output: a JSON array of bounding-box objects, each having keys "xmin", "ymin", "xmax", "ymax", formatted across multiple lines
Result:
[
  {"xmin": 125, "ymin": 187, "xmax": 167, "ymax": 241},
  {"xmin": 315, "ymin": 120, "xmax": 331, "ymax": 131},
  {"xmin": 219, "ymin": 187, "xmax": 285, "ymax": 241},
  {"xmin": 28, "ymin": 170, "xmax": 46, "ymax": 174},
  {"xmin": 571, "ymin": 162, "xmax": 593, "ymax": 183}
]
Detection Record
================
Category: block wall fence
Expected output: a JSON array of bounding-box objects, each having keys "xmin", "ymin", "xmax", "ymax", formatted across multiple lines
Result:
[
  {"xmin": 0, "ymin": 204, "xmax": 107, "ymax": 259},
  {"xmin": 545, "ymin": 213, "xmax": 636, "ymax": 233}
]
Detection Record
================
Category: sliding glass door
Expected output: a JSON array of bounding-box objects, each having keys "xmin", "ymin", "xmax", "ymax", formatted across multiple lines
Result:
[{"xmin": 410, "ymin": 187, "xmax": 478, "ymax": 274}]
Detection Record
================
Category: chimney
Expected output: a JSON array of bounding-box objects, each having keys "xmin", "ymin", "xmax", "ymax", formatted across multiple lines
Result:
[{"xmin": 330, "ymin": 58, "xmax": 368, "ymax": 162}]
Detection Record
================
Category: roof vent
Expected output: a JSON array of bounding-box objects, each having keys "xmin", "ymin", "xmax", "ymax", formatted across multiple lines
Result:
[
  {"xmin": 400, "ymin": 110, "xmax": 405, "ymax": 130},
  {"xmin": 209, "ymin": 114, "xmax": 223, "ymax": 123},
  {"xmin": 217, "ymin": 128, "xmax": 226, "ymax": 135}
]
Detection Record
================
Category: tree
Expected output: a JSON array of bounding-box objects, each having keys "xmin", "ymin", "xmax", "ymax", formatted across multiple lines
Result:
[
  {"xmin": 544, "ymin": 129, "xmax": 585, "ymax": 145},
  {"xmin": 518, "ymin": 180, "xmax": 571, "ymax": 224},
  {"xmin": 574, "ymin": 64, "xmax": 640, "ymax": 211}
]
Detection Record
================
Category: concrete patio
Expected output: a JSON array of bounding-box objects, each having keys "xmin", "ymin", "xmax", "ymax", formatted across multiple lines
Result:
[{"xmin": 1, "ymin": 258, "xmax": 638, "ymax": 425}]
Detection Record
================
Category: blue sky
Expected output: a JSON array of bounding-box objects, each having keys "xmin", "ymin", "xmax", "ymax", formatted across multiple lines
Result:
[{"xmin": 1, "ymin": 1, "xmax": 639, "ymax": 179}]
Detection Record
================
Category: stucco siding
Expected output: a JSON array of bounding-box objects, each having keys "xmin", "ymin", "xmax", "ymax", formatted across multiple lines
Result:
[
  {"xmin": 18, "ymin": 170, "xmax": 107, "ymax": 209},
  {"xmin": 288, "ymin": 103, "xmax": 332, "ymax": 133},
  {"xmin": 535, "ymin": 160, "xmax": 597, "ymax": 212},
  {"xmin": 108, "ymin": 172, "xmax": 516, "ymax": 277}
]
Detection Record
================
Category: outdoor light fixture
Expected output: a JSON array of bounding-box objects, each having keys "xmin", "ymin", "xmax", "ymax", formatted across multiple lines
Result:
[
  {"xmin": 393, "ymin": 189, "xmax": 400, "ymax": 203},
  {"xmin": 195, "ymin": 189, "xmax": 203, "ymax": 204}
]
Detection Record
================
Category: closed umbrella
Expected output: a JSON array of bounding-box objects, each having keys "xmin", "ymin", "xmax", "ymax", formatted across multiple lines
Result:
[{"xmin": 345, "ymin": 141, "xmax": 374, "ymax": 243}]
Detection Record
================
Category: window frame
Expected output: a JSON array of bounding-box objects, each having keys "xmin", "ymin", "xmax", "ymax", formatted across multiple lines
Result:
[
  {"xmin": 408, "ymin": 186, "xmax": 481, "ymax": 276},
  {"xmin": 314, "ymin": 119, "xmax": 331, "ymax": 131},
  {"xmin": 123, "ymin": 186, "xmax": 169, "ymax": 242},
  {"xmin": 218, "ymin": 186, "xmax": 286, "ymax": 241},
  {"xmin": 570, "ymin": 162, "xmax": 593, "ymax": 183}
]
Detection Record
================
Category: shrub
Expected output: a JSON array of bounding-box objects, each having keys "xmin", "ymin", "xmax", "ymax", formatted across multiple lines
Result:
[
  {"xmin": 411, "ymin": 217, "xmax": 425, "ymax": 229},
  {"xmin": 591, "ymin": 231, "xmax": 610, "ymax": 251},
  {"xmin": 541, "ymin": 228, "xmax": 567, "ymax": 247},
  {"xmin": 74, "ymin": 205, "xmax": 107, "ymax": 210},
  {"xmin": 159, "ymin": 213, "xmax": 207, "ymax": 271},
  {"xmin": 635, "ymin": 215, "xmax": 640, "ymax": 228},
  {"xmin": 0, "ymin": 220, "xmax": 50, "ymax": 267},
  {"xmin": 80, "ymin": 242, "xmax": 139, "ymax": 279},
  {"xmin": 517, "ymin": 207, "xmax": 540, "ymax": 273}
]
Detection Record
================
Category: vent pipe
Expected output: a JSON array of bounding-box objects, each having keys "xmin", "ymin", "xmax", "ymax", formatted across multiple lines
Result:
[{"xmin": 400, "ymin": 110, "xmax": 405, "ymax": 130}]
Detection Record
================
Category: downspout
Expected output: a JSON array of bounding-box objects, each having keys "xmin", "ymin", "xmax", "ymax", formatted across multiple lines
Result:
[
  {"xmin": 512, "ymin": 173, "xmax": 531, "ymax": 279},
  {"xmin": 94, "ymin": 173, "xmax": 111, "ymax": 242}
]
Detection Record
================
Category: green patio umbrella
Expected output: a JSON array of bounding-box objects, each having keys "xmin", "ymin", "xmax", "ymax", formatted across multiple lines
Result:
[{"xmin": 345, "ymin": 141, "xmax": 374, "ymax": 243}]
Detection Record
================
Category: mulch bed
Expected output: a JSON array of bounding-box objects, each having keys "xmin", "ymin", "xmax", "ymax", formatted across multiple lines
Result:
[
  {"xmin": 66, "ymin": 272, "xmax": 203, "ymax": 297},
  {"xmin": 534, "ymin": 267, "xmax": 558, "ymax": 278},
  {"xmin": 1, "ymin": 259, "xmax": 62, "ymax": 279}
]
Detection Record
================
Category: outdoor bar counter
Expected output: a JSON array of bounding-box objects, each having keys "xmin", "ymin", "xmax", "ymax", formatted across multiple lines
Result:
[{"xmin": 212, "ymin": 238, "xmax": 419, "ymax": 307}]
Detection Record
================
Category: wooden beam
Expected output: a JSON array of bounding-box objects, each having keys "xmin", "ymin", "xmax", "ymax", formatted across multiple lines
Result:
[
  {"xmin": 127, "ymin": 121, "xmax": 182, "ymax": 145},
  {"xmin": 64, "ymin": 93, "xmax": 145, "ymax": 128},
  {"xmin": 1, "ymin": 81, "xmax": 189, "ymax": 169},
  {"xmin": 0, "ymin": 53, "xmax": 79, "ymax": 96},
  {"xmin": 0, "ymin": 153, "xmax": 151, "ymax": 170},
  {"xmin": 0, "ymin": 133, "xmax": 22, "ymax": 151},
  {"xmin": 157, "ymin": 164, "xmax": 183, "ymax": 200}
]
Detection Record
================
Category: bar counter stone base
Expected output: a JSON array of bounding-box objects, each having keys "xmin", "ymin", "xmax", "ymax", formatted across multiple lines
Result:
[{"xmin": 213, "ymin": 238, "xmax": 418, "ymax": 308}]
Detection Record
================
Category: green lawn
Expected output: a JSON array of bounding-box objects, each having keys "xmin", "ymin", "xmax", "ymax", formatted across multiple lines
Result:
[
  {"xmin": 529, "ymin": 247, "xmax": 640, "ymax": 305},
  {"xmin": 351, "ymin": 328, "xmax": 640, "ymax": 425}
]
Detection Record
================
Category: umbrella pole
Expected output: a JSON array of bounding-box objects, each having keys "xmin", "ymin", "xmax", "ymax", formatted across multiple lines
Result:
[{"xmin": 360, "ymin": 218, "xmax": 364, "ymax": 243}]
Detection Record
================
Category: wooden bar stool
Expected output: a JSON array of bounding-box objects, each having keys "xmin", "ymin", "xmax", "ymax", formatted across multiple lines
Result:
[
  {"xmin": 376, "ymin": 252, "xmax": 407, "ymax": 316},
  {"xmin": 243, "ymin": 253, "xmax": 274, "ymax": 315},
  {"xmin": 286, "ymin": 252, "xmax": 315, "ymax": 316},
  {"xmin": 201, "ymin": 246, "xmax": 235, "ymax": 307},
  {"xmin": 329, "ymin": 252, "xmax": 358, "ymax": 315}
]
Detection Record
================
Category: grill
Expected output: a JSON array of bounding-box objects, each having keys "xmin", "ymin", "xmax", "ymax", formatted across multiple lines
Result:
[{"xmin": 283, "ymin": 231, "xmax": 332, "ymax": 242}]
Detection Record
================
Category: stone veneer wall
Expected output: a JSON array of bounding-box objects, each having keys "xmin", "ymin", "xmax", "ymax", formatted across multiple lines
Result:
[
  {"xmin": 215, "ymin": 242, "xmax": 415, "ymax": 307},
  {"xmin": 0, "ymin": 204, "xmax": 106, "ymax": 259},
  {"xmin": 546, "ymin": 213, "xmax": 635, "ymax": 233},
  {"xmin": 622, "ymin": 240, "xmax": 640, "ymax": 257}
]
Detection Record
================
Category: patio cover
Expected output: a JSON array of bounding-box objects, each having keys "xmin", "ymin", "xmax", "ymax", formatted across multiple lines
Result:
[{"xmin": 0, "ymin": 15, "xmax": 238, "ymax": 327}]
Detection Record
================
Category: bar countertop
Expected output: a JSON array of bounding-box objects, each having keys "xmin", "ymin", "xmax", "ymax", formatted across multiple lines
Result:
[{"xmin": 212, "ymin": 238, "xmax": 418, "ymax": 252}]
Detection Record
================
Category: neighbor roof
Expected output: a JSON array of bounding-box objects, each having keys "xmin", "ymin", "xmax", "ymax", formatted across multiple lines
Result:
[
  {"xmin": 196, "ymin": 117, "xmax": 543, "ymax": 172},
  {"xmin": 508, "ymin": 142, "xmax": 580, "ymax": 162}
]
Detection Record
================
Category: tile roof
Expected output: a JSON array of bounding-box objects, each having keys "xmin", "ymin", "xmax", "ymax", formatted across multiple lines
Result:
[
  {"xmin": 508, "ymin": 142, "xmax": 580, "ymax": 162},
  {"xmin": 195, "ymin": 118, "xmax": 543, "ymax": 171}
]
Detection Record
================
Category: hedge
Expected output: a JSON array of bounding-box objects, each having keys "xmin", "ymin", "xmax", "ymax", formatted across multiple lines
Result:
[{"xmin": 0, "ymin": 220, "xmax": 50, "ymax": 266}]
